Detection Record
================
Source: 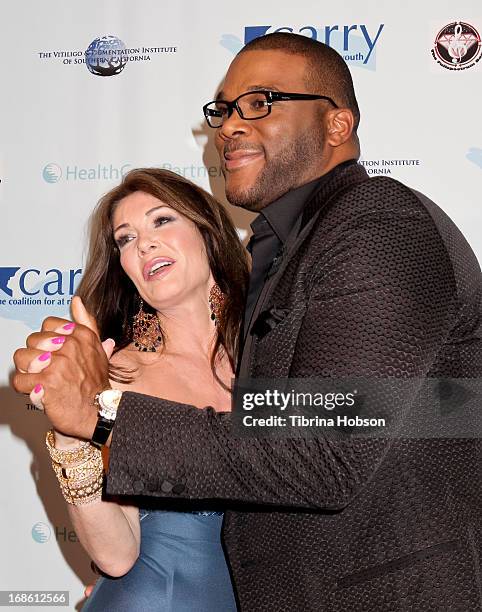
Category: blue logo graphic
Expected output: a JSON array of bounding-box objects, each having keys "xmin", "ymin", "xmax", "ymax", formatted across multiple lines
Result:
[
  {"xmin": 0, "ymin": 267, "xmax": 20, "ymax": 297},
  {"xmin": 42, "ymin": 163, "xmax": 62, "ymax": 183},
  {"xmin": 220, "ymin": 34, "xmax": 244, "ymax": 55},
  {"xmin": 32, "ymin": 522, "xmax": 51, "ymax": 543},
  {"xmin": 86, "ymin": 35, "xmax": 127, "ymax": 76},
  {"xmin": 42, "ymin": 162, "xmax": 131, "ymax": 183},
  {"xmin": 466, "ymin": 147, "xmax": 482, "ymax": 169},
  {"xmin": 0, "ymin": 267, "xmax": 82, "ymax": 329},
  {"xmin": 221, "ymin": 23, "xmax": 384, "ymax": 70}
]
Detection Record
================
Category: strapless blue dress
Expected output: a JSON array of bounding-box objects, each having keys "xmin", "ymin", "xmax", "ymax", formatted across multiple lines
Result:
[{"xmin": 81, "ymin": 509, "xmax": 237, "ymax": 611}]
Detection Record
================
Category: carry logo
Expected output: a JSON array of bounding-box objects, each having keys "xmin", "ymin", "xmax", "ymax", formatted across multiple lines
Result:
[
  {"xmin": 431, "ymin": 22, "xmax": 481, "ymax": 70},
  {"xmin": 466, "ymin": 148, "xmax": 482, "ymax": 169},
  {"xmin": 0, "ymin": 267, "xmax": 82, "ymax": 329},
  {"xmin": 220, "ymin": 23, "xmax": 385, "ymax": 70},
  {"xmin": 38, "ymin": 35, "xmax": 177, "ymax": 76}
]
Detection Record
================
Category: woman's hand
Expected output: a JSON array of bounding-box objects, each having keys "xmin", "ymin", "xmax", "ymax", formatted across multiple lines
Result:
[{"xmin": 13, "ymin": 297, "xmax": 116, "ymax": 438}]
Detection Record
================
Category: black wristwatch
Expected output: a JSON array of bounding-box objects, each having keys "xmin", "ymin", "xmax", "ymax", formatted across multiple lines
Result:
[{"xmin": 91, "ymin": 389, "xmax": 123, "ymax": 448}]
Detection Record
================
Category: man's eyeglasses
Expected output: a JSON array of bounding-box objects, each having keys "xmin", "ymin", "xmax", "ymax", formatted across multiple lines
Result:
[{"xmin": 203, "ymin": 90, "xmax": 339, "ymax": 128}]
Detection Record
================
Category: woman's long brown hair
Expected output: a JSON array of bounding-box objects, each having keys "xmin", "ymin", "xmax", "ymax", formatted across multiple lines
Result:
[{"xmin": 76, "ymin": 168, "xmax": 249, "ymax": 383}]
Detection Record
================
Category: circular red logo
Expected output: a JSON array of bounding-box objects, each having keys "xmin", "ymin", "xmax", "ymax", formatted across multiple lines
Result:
[{"xmin": 432, "ymin": 22, "xmax": 481, "ymax": 70}]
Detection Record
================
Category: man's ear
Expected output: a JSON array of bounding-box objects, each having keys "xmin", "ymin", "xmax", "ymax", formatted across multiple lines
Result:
[{"xmin": 326, "ymin": 109, "xmax": 355, "ymax": 146}]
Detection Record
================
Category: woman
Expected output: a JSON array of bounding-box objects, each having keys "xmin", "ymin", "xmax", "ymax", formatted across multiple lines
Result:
[{"xmin": 44, "ymin": 168, "xmax": 249, "ymax": 611}]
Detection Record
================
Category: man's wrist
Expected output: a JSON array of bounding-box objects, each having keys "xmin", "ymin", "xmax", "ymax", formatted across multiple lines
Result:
[{"xmin": 91, "ymin": 389, "xmax": 122, "ymax": 448}]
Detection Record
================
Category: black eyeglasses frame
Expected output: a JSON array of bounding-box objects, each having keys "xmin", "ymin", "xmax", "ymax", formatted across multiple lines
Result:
[{"xmin": 203, "ymin": 90, "xmax": 339, "ymax": 128}]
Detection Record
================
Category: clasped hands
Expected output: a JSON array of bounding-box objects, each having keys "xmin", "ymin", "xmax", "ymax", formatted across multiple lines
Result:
[{"xmin": 12, "ymin": 296, "xmax": 115, "ymax": 440}]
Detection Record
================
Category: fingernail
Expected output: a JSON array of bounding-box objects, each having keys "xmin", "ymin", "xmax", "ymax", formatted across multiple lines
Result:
[
  {"xmin": 51, "ymin": 336, "xmax": 65, "ymax": 345},
  {"xmin": 33, "ymin": 384, "xmax": 43, "ymax": 394},
  {"xmin": 63, "ymin": 323, "xmax": 76, "ymax": 330},
  {"xmin": 38, "ymin": 352, "xmax": 51, "ymax": 362}
]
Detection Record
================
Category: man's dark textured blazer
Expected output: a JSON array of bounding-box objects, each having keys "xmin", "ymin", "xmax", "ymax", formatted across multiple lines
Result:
[{"xmin": 106, "ymin": 163, "xmax": 482, "ymax": 611}]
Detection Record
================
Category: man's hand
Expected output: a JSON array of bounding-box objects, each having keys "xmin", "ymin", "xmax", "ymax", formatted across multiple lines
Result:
[{"xmin": 12, "ymin": 297, "xmax": 115, "ymax": 440}]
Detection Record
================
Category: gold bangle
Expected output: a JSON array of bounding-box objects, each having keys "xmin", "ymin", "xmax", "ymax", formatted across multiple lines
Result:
[
  {"xmin": 51, "ymin": 453, "xmax": 103, "ymax": 482},
  {"xmin": 46, "ymin": 430, "xmax": 97, "ymax": 465},
  {"xmin": 68, "ymin": 489, "xmax": 103, "ymax": 506},
  {"xmin": 53, "ymin": 465, "xmax": 102, "ymax": 486},
  {"xmin": 59, "ymin": 471, "xmax": 104, "ymax": 505},
  {"xmin": 58, "ymin": 471, "xmax": 103, "ymax": 490},
  {"xmin": 65, "ymin": 477, "xmax": 103, "ymax": 500},
  {"xmin": 46, "ymin": 429, "xmax": 105, "ymax": 506}
]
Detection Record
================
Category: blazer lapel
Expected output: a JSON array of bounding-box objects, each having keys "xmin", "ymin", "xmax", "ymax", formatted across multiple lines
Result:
[
  {"xmin": 237, "ymin": 210, "xmax": 321, "ymax": 378},
  {"xmin": 238, "ymin": 163, "xmax": 370, "ymax": 379}
]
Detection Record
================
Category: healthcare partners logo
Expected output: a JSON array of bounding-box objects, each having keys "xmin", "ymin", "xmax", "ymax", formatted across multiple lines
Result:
[
  {"xmin": 42, "ymin": 162, "xmax": 131, "ymax": 184},
  {"xmin": 31, "ymin": 523, "xmax": 80, "ymax": 544},
  {"xmin": 42, "ymin": 163, "xmax": 62, "ymax": 184},
  {"xmin": 431, "ymin": 22, "xmax": 481, "ymax": 70},
  {"xmin": 31, "ymin": 522, "xmax": 51, "ymax": 544},
  {"xmin": 0, "ymin": 266, "xmax": 82, "ymax": 329},
  {"xmin": 220, "ymin": 23, "xmax": 385, "ymax": 70},
  {"xmin": 41, "ymin": 161, "xmax": 223, "ymax": 184},
  {"xmin": 38, "ymin": 34, "xmax": 177, "ymax": 77}
]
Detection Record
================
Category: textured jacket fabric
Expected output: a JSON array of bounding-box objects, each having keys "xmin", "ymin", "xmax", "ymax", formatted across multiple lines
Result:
[{"xmin": 106, "ymin": 163, "xmax": 482, "ymax": 611}]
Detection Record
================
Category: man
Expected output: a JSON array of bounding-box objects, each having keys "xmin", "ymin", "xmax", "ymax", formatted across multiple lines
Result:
[{"xmin": 13, "ymin": 34, "xmax": 481, "ymax": 611}]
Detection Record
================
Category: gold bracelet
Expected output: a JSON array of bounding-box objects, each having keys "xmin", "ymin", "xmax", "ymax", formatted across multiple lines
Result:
[
  {"xmin": 52, "ymin": 464, "xmax": 102, "ymax": 486},
  {"xmin": 57, "ymin": 470, "xmax": 103, "ymax": 491},
  {"xmin": 51, "ymin": 457, "xmax": 103, "ymax": 489},
  {"xmin": 61, "ymin": 487, "xmax": 103, "ymax": 506},
  {"xmin": 51, "ymin": 453, "xmax": 104, "ymax": 482},
  {"xmin": 46, "ymin": 430, "xmax": 97, "ymax": 465},
  {"xmin": 58, "ymin": 471, "xmax": 104, "ymax": 506},
  {"xmin": 59, "ymin": 474, "xmax": 103, "ymax": 497},
  {"xmin": 46, "ymin": 429, "xmax": 105, "ymax": 506},
  {"xmin": 69, "ymin": 489, "xmax": 103, "ymax": 505}
]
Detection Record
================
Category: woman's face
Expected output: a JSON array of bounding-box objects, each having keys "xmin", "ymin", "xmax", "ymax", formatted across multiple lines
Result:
[{"xmin": 112, "ymin": 191, "xmax": 212, "ymax": 312}]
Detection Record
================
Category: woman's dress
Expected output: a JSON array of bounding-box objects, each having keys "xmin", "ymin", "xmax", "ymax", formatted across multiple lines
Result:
[{"xmin": 81, "ymin": 509, "xmax": 237, "ymax": 611}]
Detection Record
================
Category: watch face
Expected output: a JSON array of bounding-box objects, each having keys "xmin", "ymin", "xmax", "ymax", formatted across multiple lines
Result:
[{"xmin": 100, "ymin": 388, "xmax": 123, "ymax": 409}]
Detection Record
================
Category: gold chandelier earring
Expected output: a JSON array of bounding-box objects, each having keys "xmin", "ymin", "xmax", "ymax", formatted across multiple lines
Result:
[
  {"xmin": 132, "ymin": 298, "xmax": 162, "ymax": 352},
  {"xmin": 209, "ymin": 284, "xmax": 225, "ymax": 326}
]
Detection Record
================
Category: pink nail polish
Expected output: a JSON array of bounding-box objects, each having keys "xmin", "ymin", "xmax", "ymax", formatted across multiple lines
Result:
[
  {"xmin": 34, "ymin": 384, "xmax": 43, "ymax": 394},
  {"xmin": 52, "ymin": 336, "xmax": 65, "ymax": 345},
  {"xmin": 38, "ymin": 352, "xmax": 51, "ymax": 362},
  {"xmin": 63, "ymin": 323, "xmax": 76, "ymax": 330}
]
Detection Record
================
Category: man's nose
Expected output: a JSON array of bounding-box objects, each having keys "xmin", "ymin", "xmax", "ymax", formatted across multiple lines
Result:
[{"xmin": 219, "ymin": 107, "xmax": 252, "ymax": 140}]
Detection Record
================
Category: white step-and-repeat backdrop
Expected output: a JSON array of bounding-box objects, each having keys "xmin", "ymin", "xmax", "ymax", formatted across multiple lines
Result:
[{"xmin": 1, "ymin": 1, "xmax": 481, "ymax": 609}]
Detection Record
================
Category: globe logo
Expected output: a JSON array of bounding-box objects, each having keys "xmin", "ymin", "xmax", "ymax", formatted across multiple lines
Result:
[
  {"xmin": 32, "ymin": 522, "xmax": 51, "ymax": 543},
  {"xmin": 43, "ymin": 163, "xmax": 62, "ymax": 183},
  {"xmin": 85, "ymin": 35, "xmax": 127, "ymax": 77}
]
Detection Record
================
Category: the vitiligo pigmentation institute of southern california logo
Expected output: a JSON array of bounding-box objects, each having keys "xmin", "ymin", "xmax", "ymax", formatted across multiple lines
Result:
[
  {"xmin": 85, "ymin": 36, "xmax": 127, "ymax": 76},
  {"xmin": 38, "ymin": 35, "xmax": 177, "ymax": 77},
  {"xmin": 432, "ymin": 22, "xmax": 481, "ymax": 70}
]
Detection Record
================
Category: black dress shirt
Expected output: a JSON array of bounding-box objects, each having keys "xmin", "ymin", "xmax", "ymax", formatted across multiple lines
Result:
[{"xmin": 244, "ymin": 159, "xmax": 357, "ymax": 338}]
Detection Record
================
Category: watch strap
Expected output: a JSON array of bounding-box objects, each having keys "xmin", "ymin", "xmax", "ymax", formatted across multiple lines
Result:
[{"xmin": 91, "ymin": 415, "xmax": 115, "ymax": 449}]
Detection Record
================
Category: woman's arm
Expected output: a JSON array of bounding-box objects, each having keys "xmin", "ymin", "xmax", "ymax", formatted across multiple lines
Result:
[{"xmin": 52, "ymin": 431, "xmax": 140, "ymax": 577}]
